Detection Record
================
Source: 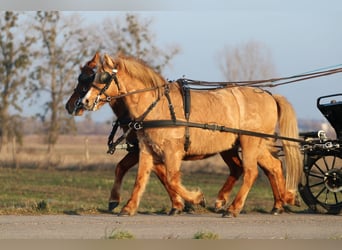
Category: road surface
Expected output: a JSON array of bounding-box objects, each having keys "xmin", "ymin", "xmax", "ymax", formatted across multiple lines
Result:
[{"xmin": 0, "ymin": 212, "xmax": 341, "ymax": 239}]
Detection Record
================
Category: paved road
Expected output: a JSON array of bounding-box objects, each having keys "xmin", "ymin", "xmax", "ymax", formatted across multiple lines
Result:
[{"xmin": 0, "ymin": 212, "xmax": 341, "ymax": 239}]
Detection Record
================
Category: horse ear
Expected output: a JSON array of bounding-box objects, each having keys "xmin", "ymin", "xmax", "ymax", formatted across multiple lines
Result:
[
  {"xmin": 87, "ymin": 52, "xmax": 101, "ymax": 69},
  {"xmin": 94, "ymin": 52, "xmax": 101, "ymax": 62},
  {"xmin": 104, "ymin": 54, "xmax": 115, "ymax": 68}
]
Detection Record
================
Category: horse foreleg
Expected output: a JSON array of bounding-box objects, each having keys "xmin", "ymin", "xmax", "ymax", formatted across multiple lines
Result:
[
  {"xmin": 215, "ymin": 148, "xmax": 243, "ymax": 211},
  {"xmin": 108, "ymin": 151, "xmax": 139, "ymax": 211},
  {"xmin": 152, "ymin": 164, "xmax": 185, "ymax": 215},
  {"xmin": 119, "ymin": 149, "xmax": 154, "ymax": 216},
  {"xmin": 163, "ymin": 151, "xmax": 206, "ymax": 209}
]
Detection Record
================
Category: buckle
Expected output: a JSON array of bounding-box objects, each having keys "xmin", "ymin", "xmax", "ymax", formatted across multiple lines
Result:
[{"xmin": 129, "ymin": 121, "xmax": 143, "ymax": 130}]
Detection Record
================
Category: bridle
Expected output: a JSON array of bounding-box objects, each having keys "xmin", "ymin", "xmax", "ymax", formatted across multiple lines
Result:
[
  {"xmin": 89, "ymin": 69, "xmax": 121, "ymax": 110},
  {"xmin": 87, "ymin": 68, "xmax": 168, "ymax": 110}
]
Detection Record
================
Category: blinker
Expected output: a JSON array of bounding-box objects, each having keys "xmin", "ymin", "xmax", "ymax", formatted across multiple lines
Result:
[
  {"xmin": 78, "ymin": 73, "xmax": 95, "ymax": 84},
  {"xmin": 99, "ymin": 72, "xmax": 112, "ymax": 84}
]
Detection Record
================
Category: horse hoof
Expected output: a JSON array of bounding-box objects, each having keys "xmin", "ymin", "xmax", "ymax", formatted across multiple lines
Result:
[
  {"xmin": 199, "ymin": 196, "xmax": 206, "ymax": 208},
  {"xmin": 214, "ymin": 200, "xmax": 226, "ymax": 212},
  {"xmin": 118, "ymin": 210, "xmax": 132, "ymax": 217},
  {"xmin": 168, "ymin": 208, "xmax": 182, "ymax": 216},
  {"xmin": 270, "ymin": 207, "xmax": 283, "ymax": 215},
  {"xmin": 222, "ymin": 211, "xmax": 234, "ymax": 218},
  {"xmin": 183, "ymin": 202, "xmax": 195, "ymax": 213},
  {"xmin": 108, "ymin": 201, "xmax": 119, "ymax": 211}
]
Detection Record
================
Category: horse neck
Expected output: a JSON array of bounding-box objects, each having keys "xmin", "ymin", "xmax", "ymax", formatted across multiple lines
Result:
[
  {"xmin": 111, "ymin": 99, "xmax": 130, "ymax": 121},
  {"xmin": 116, "ymin": 75, "xmax": 163, "ymax": 119}
]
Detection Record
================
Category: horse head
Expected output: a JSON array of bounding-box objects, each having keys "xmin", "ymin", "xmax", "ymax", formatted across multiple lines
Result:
[
  {"xmin": 65, "ymin": 52, "xmax": 101, "ymax": 115},
  {"xmin": 82, "ymin": 54, "xmax": 122, "ymax": 111},
  {"xmin": 82, "ymin": 53, "xmax": 167, "ymax": 112}
]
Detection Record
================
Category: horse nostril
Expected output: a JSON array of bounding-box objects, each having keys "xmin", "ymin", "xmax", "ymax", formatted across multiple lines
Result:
[{"xmin": 82, "ymin": 98, "xmax": 89, "ymax": 106}]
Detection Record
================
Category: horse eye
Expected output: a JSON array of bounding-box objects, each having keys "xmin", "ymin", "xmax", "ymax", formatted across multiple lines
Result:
[{"xmin": 99, "ymin": 72, "xmax": 112, "ymax": 84}]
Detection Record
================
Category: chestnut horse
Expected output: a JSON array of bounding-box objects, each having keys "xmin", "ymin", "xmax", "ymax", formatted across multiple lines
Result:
[
  {"xmin": 66, "ymin": 54, "xmax": 246, "ymax": 215},
  {"xmin": 66, "ymin": 53, "xmax": 291, "ymax": 216},
  {"xmin": 80, "ymin": 53, "xmax": 302, "ymax": 216}
]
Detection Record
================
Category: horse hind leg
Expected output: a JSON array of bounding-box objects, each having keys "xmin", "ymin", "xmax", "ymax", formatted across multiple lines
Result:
[
  {"xmin": 224, "ymin": 137, "xmax": 260, "ymax": 217},
  {"xmin": 215, "ymin": 148, "xmax": 243, "ymax": 212},
  {"xmin": 257, "ymin": 148, "xmax": 286, "ymax": 215}
]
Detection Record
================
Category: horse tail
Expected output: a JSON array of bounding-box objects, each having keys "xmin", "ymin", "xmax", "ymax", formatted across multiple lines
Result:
[{"xmin": 273, "ymin": 94, "xmax": 303, "ymax": 194}]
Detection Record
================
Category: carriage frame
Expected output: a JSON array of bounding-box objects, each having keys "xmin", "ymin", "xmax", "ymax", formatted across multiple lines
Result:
[{"xmin": 298, "ymin": 93, "xmax": 342, "ymax": 214}]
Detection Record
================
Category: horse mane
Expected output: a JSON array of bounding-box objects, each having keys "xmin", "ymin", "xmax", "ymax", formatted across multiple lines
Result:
[{"xmin": 114, "ymin": 54, "xmax": 167, "ymax": 88}]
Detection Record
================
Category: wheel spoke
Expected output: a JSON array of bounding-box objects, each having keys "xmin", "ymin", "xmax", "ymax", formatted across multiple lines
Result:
[
  {"xmin": 313, "ymin": 162, "xmax": 326, "ymax": 176},
  {"xmin": 314, "ymin": 185, "xmax": 327, "ymax": 199},
  {"xmin": 322, "ymin": 156, "xmax": 330, "ymax": 171},
  {"xmin": 309, "ymin": 180, "xmax": 325, "ymax": 188},
  {"xmin": 333, "ymin": 192, "xmax": 339, "ymax": 204},
  {"xmin": 331, "ymin": 156, "xmax": 337, "ymax": 169},
  {"xmin": 308, "ymin": 172, "xmax": 324, "ymax": 179}
]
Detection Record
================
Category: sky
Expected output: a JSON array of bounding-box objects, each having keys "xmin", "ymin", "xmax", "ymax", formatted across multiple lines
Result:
[{"xmin": 3, "ymin": 0, "xmax": 342, "ymax": 123}]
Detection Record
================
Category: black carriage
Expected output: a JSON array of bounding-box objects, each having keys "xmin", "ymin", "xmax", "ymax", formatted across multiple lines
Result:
[{"xmin": 298, "ymin": 93, "xmax": 342, "ymax": 214}]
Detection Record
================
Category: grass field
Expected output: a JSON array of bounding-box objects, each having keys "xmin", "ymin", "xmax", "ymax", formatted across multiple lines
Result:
[
  {"xmin": 0, "ymin": 167, "xmax": 281, "ymax": 215},
  {"xmin": 0, "ymin": 135, "xmax": 304, "ymax": 215}
]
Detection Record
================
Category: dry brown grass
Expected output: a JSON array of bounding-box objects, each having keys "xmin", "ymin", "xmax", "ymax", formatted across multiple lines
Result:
[
  {"xmin": 1, "ymin": 135, "xmax": 123, "ymax": 170},
  {"xmin": 1, "ymin": 135, "xmax": 229, "ymax": 173}
]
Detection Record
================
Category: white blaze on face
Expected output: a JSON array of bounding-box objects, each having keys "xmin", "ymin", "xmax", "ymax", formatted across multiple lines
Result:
[{"xmin": 82, "ymin": 88, "xmax": 98, "ymax": 111}]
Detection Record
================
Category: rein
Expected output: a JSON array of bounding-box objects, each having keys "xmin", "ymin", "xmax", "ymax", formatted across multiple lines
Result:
[{"xmin": 128, "ymin": 119, "xmax": 306, "ymax": 144}]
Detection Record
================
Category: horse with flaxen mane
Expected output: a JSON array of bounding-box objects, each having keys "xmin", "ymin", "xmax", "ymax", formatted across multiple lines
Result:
[
  {"xmin": 66, "ymin": 53, "xmax": 293, "ymax": 216},
  {"xmin": 80, "ymin": 53, "xmax": 302, "ymax": 216}
]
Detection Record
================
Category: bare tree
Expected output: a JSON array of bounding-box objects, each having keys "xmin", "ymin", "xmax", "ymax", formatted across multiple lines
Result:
[
  {"xmin": 29, "ymin": 11, "xmax": 95, "ymax": 152},
  {"xmin": 98, "ymin": 13, "xmax": 180, "ymax": 73},
  {"xmin": 0, "ymin": 11, "xmax": 35, "ymax": 152},
  {"xmin": 218, "ymin": 40, "xmax": 276, "ymax": 81}
]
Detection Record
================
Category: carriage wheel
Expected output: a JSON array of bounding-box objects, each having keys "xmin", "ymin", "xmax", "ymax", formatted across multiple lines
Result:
[{"xmin": 298, "ymin": 153, "xmax": 342, "ymax": 214}]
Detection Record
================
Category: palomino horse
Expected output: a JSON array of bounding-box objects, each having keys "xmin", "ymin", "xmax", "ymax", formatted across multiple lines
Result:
[
  {"xmin": 66, "ymin": 53, "xmax": 290, "ymax": 215},
  {"xmin": 84, "ymin": 54, "xmax": 302, "ymax": 216}
]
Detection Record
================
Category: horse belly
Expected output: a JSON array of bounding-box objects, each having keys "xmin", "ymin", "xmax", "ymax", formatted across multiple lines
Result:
[{"xmin": 186, "ymin": 129, "xmax": 238, "ymax": 155}]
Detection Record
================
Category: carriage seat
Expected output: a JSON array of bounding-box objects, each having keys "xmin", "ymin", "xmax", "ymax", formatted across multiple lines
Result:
[{"xmin": 317, "ymin": 93, "xmax": 342, "ymax": 140}]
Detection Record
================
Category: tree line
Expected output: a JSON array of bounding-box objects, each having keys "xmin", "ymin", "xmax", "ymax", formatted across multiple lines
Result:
[
  {"xmin": 0, "ymin": 11, "xmax": 181, "ymax": 153},
  {"xmin": 0, "ymin": 11, "xmax": 279, "ymax": 153}
]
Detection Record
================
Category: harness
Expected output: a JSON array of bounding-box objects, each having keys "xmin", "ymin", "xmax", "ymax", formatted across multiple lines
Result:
[{"xmin": 92, "ymin": 70, "xmax": 307, "ymax": 155}]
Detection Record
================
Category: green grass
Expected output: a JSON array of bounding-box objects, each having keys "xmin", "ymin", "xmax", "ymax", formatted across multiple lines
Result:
[
  {"xmin": 0, "ymin": 167, "xmax": 282, "ymax": 215},
  {"xmin": 105, "ymin": 229, "xmax": 135, "ymax": 239},
  {"xmin": 193, "ymin": 231, "xmax": 219, "ymax": 239}
]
